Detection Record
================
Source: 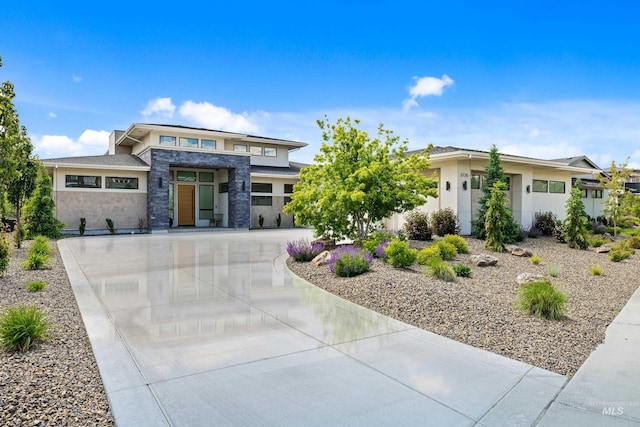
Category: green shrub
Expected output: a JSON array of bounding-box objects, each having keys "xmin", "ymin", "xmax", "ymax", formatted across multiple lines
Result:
[
  {"xmin": 517, "ymin": 280, "xmax": 566, "ymax": 320},
  {"xmin": 609, "ymin": 248, "xmax": 632, "ymax": 262},
  {"xmin": 430, "ymin": 208, "xmax": 459, "ymax": 237},
  {"xmin": 627, "ymin": 236, "xmax": 640, "ymax": 249},
  {"xmin": 0, "ymin": 304, "xmax": 52, "ymax": 352},
  {"xmin": 435, "ymin": 241, "xmax": 458, "ymax": 261},
  {"xmin": 546, "ymin": 264, "xmax": 561, "ymax": 278},
  {"xmin": 416, "ymin": 245, "xmax": 441, "ymax": 266},
  {"xmin": 31, "ymin": 236, "xmax": 53, "ymax": 256},
  {"xmin": 385, "ymin": 240, "xmax": 417, "ymax": 267},
  {"xmin": 562, "ymin": 183, "xmax": 590, "ymax": 250},
  {"xmin": 442, "ymin": 234, "xmax": 469, "ymax": 254},
  {"xmin": 534, "ymin": 211, "xmax": 558, "ymax": 236},
  {"xmin": 608, "ymin": 226, "xmax": 622, "ymax": 236},
  {"xmin": 403, "ymin": 210, "xmax": 432, "ymax": 241},
  {"xmin": 590, "ymin": 265, "xmax": 603, "ymax": 276},
  {"xmin": 453, "ymin": 264, "xmax": 472, "ymax": 278},
  {"xmin": 362, "ymin": 231, "xmax": 397, "ymax": 256},
  {"xmin": 0, "ymin": 236, "xmax": 10, "ymax": 275},
  {"xmin": 426, "ymin": 261, "xmax": 456, "ymax": 282},
  {"xmin": 26, "ymin": 280, "xmax": 46, "ymax": 292},
  {"xmin": 530, "ymin": 255, "xmax": 542, "ymax": 265},
  {"xmin": 589, "ymin": 236, "xmax": 605, "ymax": 248},
  {"xmin": 23, "ymin": 252, "xmax": 48, "ymax": 270},
  {"xmin": 621, "ymin": 228, "xmax": 640, "ymax": 237}
]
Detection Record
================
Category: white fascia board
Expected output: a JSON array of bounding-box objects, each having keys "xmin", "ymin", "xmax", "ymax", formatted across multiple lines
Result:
[
  {"xmin": 250, "ymin": 173, "xmax": 300, "ymax": 179},
  {"xmin": 42, "ymin": 161, "xmax": 150, "ymax": 172}
]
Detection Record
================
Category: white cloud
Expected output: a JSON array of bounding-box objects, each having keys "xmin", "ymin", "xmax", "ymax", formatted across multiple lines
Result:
[
  {"xmin": 403, "ymin": 74, "xmax": 454, "ymax": 111},
  {"xmin": 48, "ymin": 112, "xmax": 56, "ymax": 118},
  {"xmin": 72, "ymin": 75, "xmax": 82, "ymax": 82},
  {"xmin": 141, "ymin": 97, "xmax": 176, "ymax": 118},
  {"xmin": 33, "ymin": 129, "xmax": 109, "ymax": 159},
  {"xmin": 178, "ymin": 101, "xmax": 259, "ymax": 133}
]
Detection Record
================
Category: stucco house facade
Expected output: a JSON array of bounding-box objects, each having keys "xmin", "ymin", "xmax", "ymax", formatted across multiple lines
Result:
[
  {"xmin": 42, "ymin": 123, "xmax": 307, "ymax": 233},
  {"xmin": 384, "ymin": 147, "xmax": 605, "ymax": 235}
]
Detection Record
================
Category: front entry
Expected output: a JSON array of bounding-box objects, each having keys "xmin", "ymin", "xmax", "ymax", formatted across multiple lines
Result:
[{"xmin": 177, "ymin": 185, "xmax": 195, "ymax": 226}]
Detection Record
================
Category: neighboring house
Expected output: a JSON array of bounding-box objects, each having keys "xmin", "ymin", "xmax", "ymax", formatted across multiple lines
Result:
[
  {"xmin": 42, "ymin": 123, "xmax": 307, "ymax": 233},
  {"xmin": 384, "ymin": 146, "xmax": 604, "ymax": 235}
]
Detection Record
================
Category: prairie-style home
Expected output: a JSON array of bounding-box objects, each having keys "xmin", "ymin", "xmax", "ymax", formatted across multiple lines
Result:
[{"xmin": 42, "ymin": 123, "xmax": 306, "ymax": 233}]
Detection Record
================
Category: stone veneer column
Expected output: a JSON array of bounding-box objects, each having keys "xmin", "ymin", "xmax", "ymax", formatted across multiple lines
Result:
[{"xmin": 138, "ymin": 149, "xmax": 251, "ymax": 231}]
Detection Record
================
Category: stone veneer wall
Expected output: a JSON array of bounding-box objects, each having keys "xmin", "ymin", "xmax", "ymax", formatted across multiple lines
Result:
[
  {"xmin": 138, "ymin": 149, "xmax": 251, "ymax": 230},
  {"xmin": 55, "ymin": 192, "xmax": 147, "ymax": 231}
]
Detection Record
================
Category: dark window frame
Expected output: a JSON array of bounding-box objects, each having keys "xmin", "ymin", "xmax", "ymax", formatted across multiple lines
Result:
[
  {"xmin": 251, "ymin": 196, "xmax": 273, "ymax": 206},
  {"xmin": 65, "ymin": 175, "xmax": 102, "ymax": 188},
  {"xmin": 532, "ymin": 179, "xmax": 548, "ymax": 193},
  {"xmin": 106, "ymin": 176, "xmax": 139, "ymax": 190},
  {"xmin": 251, "ymin": 182, "xmax": 273, "ymax": 193}
]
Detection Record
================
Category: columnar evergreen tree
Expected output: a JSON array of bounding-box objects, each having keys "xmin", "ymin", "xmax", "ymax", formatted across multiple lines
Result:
[
  {"xmin": 0, "ymin": 56, "xmax": 23, "ymax": 194},
  {"xmin": 24, "ymin": 171, "xmax": 64, "ymax": 239},
  {"xmin": 599, "ymin": 158, "xmax": 633, "ymax": 236},
  {"xmin": 284, "ymin": 116, "xmax": 438, "ymax": 242},
  {"xmin": 484, "ymin": 182, "xmax": 512, "ymax": 252},
  {"xmin": 472, "ymin": 144, "xmax": 519, "ymax": 241},
  {"xmin": 562, "ymin": 180, "xmax": 590, "ymax": 250}
]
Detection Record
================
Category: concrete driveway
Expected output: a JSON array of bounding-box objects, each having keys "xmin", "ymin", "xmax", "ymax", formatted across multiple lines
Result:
[{"xmin": 59, "ymin": 230, "xmax": 568, "ymax": 426}]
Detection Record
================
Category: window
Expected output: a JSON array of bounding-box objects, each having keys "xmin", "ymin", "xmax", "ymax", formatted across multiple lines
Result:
[
  {"xmin": 199, "ymin": 172, "xmax": 214, "ymax": 182},
  {"xmin": 251, "ymin": 196, "xmax": 272, "ymax": 206},
  {"xmin": 581, "ymin": 189, "xmax": 588, "ymax": 198},
  {"xmin": 219, "ymin": 182, "xmax": 228, "ymax": 193},
  {"xmin": 199, "ymin": 185, "xmax": 214, "ymax": 220},
  {"xmin": 592, "ymin": 189, "xmax": 603, "ymax": 198},
  {"xmin": 470, "ymin": 174, "xmax": 480, "ymax": 190},
  {"xmin": 179, "ymin": 137, "xmax": 198, "ymax": 148},
  {"xmin": 264, "ymin": 147, "xmax": 277, "ymax": 157},
  {"xmin": 234, "ymin": 144, "xmax": 247, "ymax": 152},
  {"xmin": 251, "ymin": 183, "xmax": 272, "ymax": 193},
  {"xmin": 201, "ymin": 139, "xmax": 217, "ymax": 149},
  {"xmin": 168, "ymin": 184, "xmax": 174, "ymax": 220},
  {"xmin": 106, "ymin": 177, "xmax": 139, "ymax": 189},
  {"xmin": 284, "ymin": 196, "xmax": 292, "ymax": 205},
  {"xmin": 532, "ymin": 180, "xmax": 548, "ymax": 193},
  {"xmin": 177, "ymin": 171, "xmax": 196, "ymax": 182},
  {"xmin": 65, "ymin": 175, "xmax": 101, "ymax": 188},
  {"xmin": 549, "ymin": 181, "xmax": 566, "ymax": 194},
  {"xmin": 169, "ymin": 170, "xmax": 174, "ymax": 181},
  {"xmin": 250, "ymin": 146, "xmax": 263, "ymax": 156},
  {"xmin": 504, "ymin": 177, "xmax": 511, "ymax": 191},
  {"xmin": 284, "ymin": 184, "xmax": 294, "ymax": 194},
  {"xmin": 160, "ymin": 135, "xmax": 176, "ymax": 146}
]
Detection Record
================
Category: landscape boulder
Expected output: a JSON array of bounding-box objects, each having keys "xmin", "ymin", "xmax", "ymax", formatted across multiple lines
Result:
[
  {"xmin": 510, "ymin": 246, "xmax": 533, "ymax": 257},
  {"xmin": 311, "ymin": 251, "xmax": 331, "ymax": 267},
  {"xmin": 595, "ymin": 246, "xmax": 611, "ymax": 254},
  {"xmin": 470, "ymin": 254, "xmax": 499, "ymax": 267},
  {"xmin": 312, "ymin": 237, "xmax": 336, "ymax": 251},
  {"xmin": 517, "ymin": 272, "xmax": 546, "ymax": 286}
]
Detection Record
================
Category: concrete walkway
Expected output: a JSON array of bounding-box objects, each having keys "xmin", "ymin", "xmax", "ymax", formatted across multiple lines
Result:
[{"xmin": 57, "ymin": 230, "xmax": 636, "ymax": 426}]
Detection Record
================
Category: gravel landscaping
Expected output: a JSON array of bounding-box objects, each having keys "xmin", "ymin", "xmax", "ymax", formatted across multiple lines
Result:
[
  {"xmin": 0, "ymin": 240, "xmax": 114, "ymax": 426},
  {"xmin": 288, "ymin": 236, "xmax": 640, "ymax": 376}
]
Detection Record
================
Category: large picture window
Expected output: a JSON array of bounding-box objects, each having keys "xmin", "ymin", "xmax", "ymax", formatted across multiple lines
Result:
[
  {"xmin": 251, "ymin": 183, "xmax": 272, "ymax": 193},
  {"xmin": 549, "ymin": 181, "xmax": 566, "ymax": 194},
  {"xmin": 251, "ymin": 196, "xmax": 272, "ymax": 206},
  {"xmin": 106, "ymin": 177, "xmax": 139, "ymax": 189},
  {"xmin": 66, "ymin": 175, "xmax": 101, "ymax": 188},
  {"xmin": 532, "ymin": 180, "xmax": 548, "ymax": 193},
  {"xmin": 199, "ymin": 185, "xmax": 214, "ymax": 220}
]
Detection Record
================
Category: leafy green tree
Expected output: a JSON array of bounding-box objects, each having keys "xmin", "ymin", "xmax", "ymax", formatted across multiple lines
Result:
[
  {"xmin": 24, "ymin": 171, "xmax": 64, "ymax": 239},
  {"xmin": 6, "ymin": 138, "xmax": 39, "ymax": 248},
  {"xmin": 599, "ymin": 158, "xmax": 633, "ymax": 236},
  {"xmin": 562, "ymin": 180, "xmax": 590, "ymax": 249},
  {"xmin": 0, "ymin": 56, "xmax": 23, "ymax": 194},
  {"xmin": 484, "ymin": 182, "xmax": 512, "ymax": 252},
  {"xmin": 472, "ymin": 144, "xmax": 519, "ymax": 241},
  {"xmin": 284, "ymin": 116, "xmax": 438, "ymax": 241}
]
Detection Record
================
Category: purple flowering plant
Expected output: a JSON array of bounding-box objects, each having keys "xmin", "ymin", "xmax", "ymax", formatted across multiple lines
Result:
[
  {"xmin": 287, "ymin": 239, "xmax": 324, "ymax": 262},
  {"xmin": 328, "ymin": 245, "xmax": 374, "ymax": 277}
]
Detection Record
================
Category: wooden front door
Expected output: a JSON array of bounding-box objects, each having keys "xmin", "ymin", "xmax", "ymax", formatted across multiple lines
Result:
[{"xmin": 177, "ymin": 185, "xmax": 195, "ymax": 226}]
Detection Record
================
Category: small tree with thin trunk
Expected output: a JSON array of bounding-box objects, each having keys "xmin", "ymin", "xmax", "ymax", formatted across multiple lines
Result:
[
  {"xmin": 6, "ymin": 141, "xmax": 39, "ymax": 248},
  {"xmin": 599, "ymin": 158, "xmax": 632, "ymax": 237}
]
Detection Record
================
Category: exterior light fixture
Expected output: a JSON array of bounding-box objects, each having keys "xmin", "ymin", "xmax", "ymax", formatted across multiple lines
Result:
[
  {"xmin": 526, "ymin": 185, "xmax": 531, "ymax": 193},
  {"xmin": 462, "ymin": 181, "xmax": 467, "ymax": 190},
  {"xmin": 158, "ymin": 177, "xmax": 163, "ymax": 188},
  {"xmin": 446, "ymin": 181, "xmax": 451, "ymax": 191},
  {"xmin": 242, "ymin": 181, "xmax": 246, "ymax": 191}
]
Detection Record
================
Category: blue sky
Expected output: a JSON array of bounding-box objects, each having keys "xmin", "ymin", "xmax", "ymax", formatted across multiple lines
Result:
[{"xmin": 2, "ymin": 1, "xmax": 640, "ymax": 167}]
